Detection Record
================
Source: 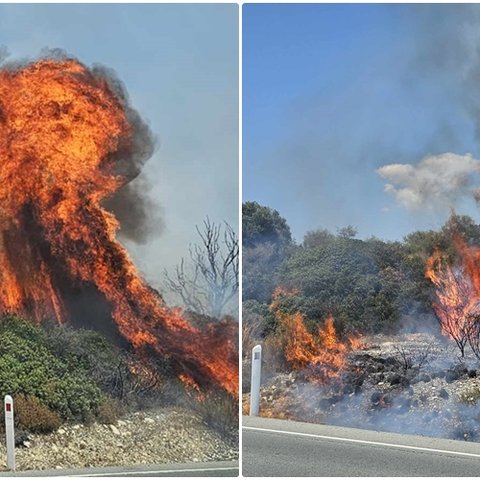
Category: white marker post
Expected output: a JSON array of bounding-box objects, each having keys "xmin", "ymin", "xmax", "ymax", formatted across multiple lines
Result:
[
  {"xmin": 4, "ymin": 395, "xmax": 15, "ymax": 472},
  {"xmin": 249, "ymin": 344, "xmax": 262, "ymax": 416}
]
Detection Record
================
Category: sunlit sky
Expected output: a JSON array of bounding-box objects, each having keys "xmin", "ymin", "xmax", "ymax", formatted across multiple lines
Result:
[
  {"xmin": 0, "ymin": 3, "xmax": 238, "ymax": 290},
  {"xmin": 243, "ymin": 4, "xmax": 480, "ymax": 242}
]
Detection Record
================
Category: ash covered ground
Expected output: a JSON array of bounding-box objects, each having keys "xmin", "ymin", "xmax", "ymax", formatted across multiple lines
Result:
[{"xmin": 243, "ymin": 333, "xmax": 480, "ymax": 442}]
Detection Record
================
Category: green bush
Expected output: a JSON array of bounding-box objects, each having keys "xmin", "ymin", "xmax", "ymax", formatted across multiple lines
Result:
[
  {"xmin": 0, "ymin": 315, "xmax": 102, "ymax": 421},
  {"xmin": 44, "ymin": 323, "xmax": 127, "ymax": 399}
]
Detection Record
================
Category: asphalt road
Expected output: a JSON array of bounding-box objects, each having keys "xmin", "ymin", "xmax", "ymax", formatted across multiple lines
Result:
[
  {"xmin": 0, "ymin": 460, "xmax": 239, "ymax": 477},
  {"xmin": 243, "ymin": 416, "xmax": 480, "ymax": 476}
]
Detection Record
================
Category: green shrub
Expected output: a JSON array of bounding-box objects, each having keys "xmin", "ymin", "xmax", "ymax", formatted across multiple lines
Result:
[
  {"xmin": 0, "ymin": 315, "xmax": 102, "ymax": 421},
  {"xmin": 44, "ymin": 323, "xmax": 127, "ymax": 399}
]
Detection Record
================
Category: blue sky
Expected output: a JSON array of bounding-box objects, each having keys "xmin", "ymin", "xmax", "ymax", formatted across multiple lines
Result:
[
  {"xmin": 243, "ymin": 4, "xmax": 480, "ymax": 242},
  {"xmin": 0, "ymin": 4, "xmax": 238, "ymax": 290}
]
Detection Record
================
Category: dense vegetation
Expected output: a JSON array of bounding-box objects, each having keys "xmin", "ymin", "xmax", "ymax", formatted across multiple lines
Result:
[
  {"xmin": 243, "ymin": 202, "xmax": 480, "ymax": 342},
  {"xmin": 0, "ymin": 314, "xmax": 238, "ymax": 441},
  {"xmin": 0, "ymin": 316, "xmax": 181, "ymax": 434}
]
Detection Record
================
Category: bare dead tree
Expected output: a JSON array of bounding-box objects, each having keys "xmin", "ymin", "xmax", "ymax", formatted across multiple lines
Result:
[
  {"xmin": 393, "ymin": 345, "xmax": 413, "ymax": 370},
  {"xmin": 164, "ymin": 218, "xmax": 239, "ymax": 319},
  {"xmin": 393, "ymin": 342, "xmax": 434, "ymax": 371},
  {"xmin": 434, "ymin": 303, "xmax": 470, "ymax": 358}
]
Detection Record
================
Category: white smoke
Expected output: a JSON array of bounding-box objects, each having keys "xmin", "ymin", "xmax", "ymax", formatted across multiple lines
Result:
[
  {"xmin": 0, "ymin": 46, "xmax": 9, "ymax": 64},
  {"xmin": 376, "ymin": 152, "xmax": 480, "ymax": 210}
]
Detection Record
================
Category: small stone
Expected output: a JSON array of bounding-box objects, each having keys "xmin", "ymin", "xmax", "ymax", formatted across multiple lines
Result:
[
  {"xmin": 144, "ymin": 418, "xmax": 155, "ymax": 424},
  {"xmin": 23, "ymin": 440, "xmax": 31, "ymax": 448},
  {"xmin": 57, "ymin": 428, "xmax": 66, "ymax": 435},
  {"xmin": 370, "ymin": 391, "xmax": 382, "ymax": 404},
  {"xmin": 109, "ymin": 425, "xmax": 120, "ymax": 435},
  {"xmin": 439, "ymin": 388, "xmax": 449, "ymax": 400}
]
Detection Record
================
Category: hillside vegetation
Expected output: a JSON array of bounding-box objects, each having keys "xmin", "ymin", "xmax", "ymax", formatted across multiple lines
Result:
[
  {"xmin": 0, "ymin": 315, "xmax": 179, "ymax": 434},
  {"xmin": 243, "ymin": 202, "xmax": 480, "ymax": 347}
]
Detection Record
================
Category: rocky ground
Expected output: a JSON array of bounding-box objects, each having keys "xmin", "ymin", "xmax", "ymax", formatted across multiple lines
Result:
[
  {"xmin": 243, "ymin": 333, "xmax": 480, "ymax": 442},
  {"xmin": 0, "ymin": 407, "xmax": 238, "ymax": 472}
]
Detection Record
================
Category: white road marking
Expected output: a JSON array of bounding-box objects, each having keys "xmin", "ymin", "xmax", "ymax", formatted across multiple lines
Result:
[
  {"xmin": 73, "ymin": 466, "xmax": 237, "ymax": 477},
  {"xmin": 243, "ymin": 426, "xmax": 480, "ymax": 459}
]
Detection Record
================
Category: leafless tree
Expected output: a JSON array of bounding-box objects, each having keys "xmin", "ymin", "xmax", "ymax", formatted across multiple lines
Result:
[
  {"xmin": 164, "ymin": 218, "xmax": 239, "ymax": 319},
  {"xmin": 393, "ymin": 342, "xmax": 434, "ymax": 371}
]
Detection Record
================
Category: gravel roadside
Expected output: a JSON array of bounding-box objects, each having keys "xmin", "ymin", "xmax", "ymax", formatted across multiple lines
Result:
[{"xmin": 0, "ymin": 406, "xmax": 238, "ymax": 472}]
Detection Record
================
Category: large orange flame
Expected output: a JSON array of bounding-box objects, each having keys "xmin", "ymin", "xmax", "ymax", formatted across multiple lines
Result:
[
  {"xmin": 0, "ymin": 56, "xmax": 237, "ymax": 396},
  {"xmin": 425, "ymin": 235, "xmax": 480, "ymax": 355},
  {"xmin": 270, "ymin": 288, "xmax": 360, "ymax": 384}
]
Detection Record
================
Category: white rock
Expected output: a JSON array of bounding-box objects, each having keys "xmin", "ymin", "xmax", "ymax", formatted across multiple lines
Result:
[
  {"xmin": 109, "ymin": 425, "xmax": 120, "ymax": 435},
  {"xmin": 144, "ymin": 418, "xmax": 155, "ymax": 424}
]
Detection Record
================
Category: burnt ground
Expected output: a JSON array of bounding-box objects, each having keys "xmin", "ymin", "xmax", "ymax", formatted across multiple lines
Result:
[{"xmin": 243, "ymin": 333, "xmax": 480, "ymax": 442}]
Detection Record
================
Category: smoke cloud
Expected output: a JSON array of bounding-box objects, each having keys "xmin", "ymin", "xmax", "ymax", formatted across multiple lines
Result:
[
  {"xmin": 377, "ymin": 153, "xmax": 480, "ymax": 210},
  {"xmin": 0, "ymin": 46, "xmax": 8, "ymax": 64},
  {"xmin": 376, "ymin": 6, "xmax": 480, "ymax": 214},
  {"xmin": 90, "ymin": 62, "xmax": 160, "ymax": 244}
]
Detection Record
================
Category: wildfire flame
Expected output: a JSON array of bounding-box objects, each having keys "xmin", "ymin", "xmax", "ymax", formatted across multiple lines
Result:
[
  {"xmin": 425, "ymin": 234, "xmax": 480, "ymax": 353},
  {"xmin": 0, "ymin": 55, "xmax": 237, "ymax": 396},
  {"xmin": 270, "ymin": 288, "xmax": 361, "ymax": 384}
]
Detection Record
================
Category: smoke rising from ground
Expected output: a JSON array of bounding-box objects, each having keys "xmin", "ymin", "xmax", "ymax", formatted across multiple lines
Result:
[
  {"xmin": 90, "ymin": 62, "xmax": 161, "ymax": 244},
  {"xmin": 0, "ymin": 46, "xmax": 8, "ymax": 64},
  {"xmin": 377, "ymin": 153, "xmax": 480, "ymax": 211},
  {"xmin": 377, "ymin": 6, "xmax": 480, "ymax": 214}
]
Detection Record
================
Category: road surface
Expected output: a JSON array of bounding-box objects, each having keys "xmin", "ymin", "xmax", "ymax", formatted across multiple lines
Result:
[
  {"xmin": 243, "ymin": 416, "xmax": 480, "ymax": 476},
  {"xmin": 0, "ymin": 460, "xmax": 238, "ymax": 477}
]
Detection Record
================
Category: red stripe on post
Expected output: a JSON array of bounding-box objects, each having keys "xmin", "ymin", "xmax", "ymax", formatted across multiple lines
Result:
[{"xmin": 5, "ymin": 403, "xmax": 11, "ymax": 412}]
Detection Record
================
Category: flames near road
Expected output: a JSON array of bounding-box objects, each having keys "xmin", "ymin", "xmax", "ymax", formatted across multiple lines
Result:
[
  {"xmin": 426, "ymin": 234, "xmax": 480, "ymax": 358},
  {"xmin": 0, "ymin": 55, "xmax": 237, "ymax": 396},
  {"xmin": 243, "ymin": 219, "xmax": 480, "ymax": 440},
  {"xmin": 269, "ymin": 288, "xmax": 362, "ymax": 385}
]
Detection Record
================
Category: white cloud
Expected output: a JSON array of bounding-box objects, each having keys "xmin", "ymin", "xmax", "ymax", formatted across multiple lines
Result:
[{"xmin": 376, "ymin": 152, "xmax": 480, "ymax": 210}]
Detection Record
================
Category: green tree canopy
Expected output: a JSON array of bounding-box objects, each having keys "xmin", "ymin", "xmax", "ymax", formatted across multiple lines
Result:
[{"xmin": 242, "ymin": 201, "xmax": 292, "ymax": 248}]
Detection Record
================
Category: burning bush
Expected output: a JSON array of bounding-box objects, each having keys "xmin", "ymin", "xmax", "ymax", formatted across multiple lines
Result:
[
  {"xmin": 267, "ymin": 288, "xmax": 362, "ymax": 385},
  {"xmin": 0, "ymin": 315, "xmax": 207, "ymax": 430},
  {"xmin": 426, "ymin": 233, "xmax": 480, "ymax": 358},
  {"xmin": 0, "ymin": 54, "xmax": 238, "ymax": 396}
]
